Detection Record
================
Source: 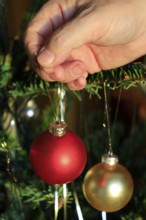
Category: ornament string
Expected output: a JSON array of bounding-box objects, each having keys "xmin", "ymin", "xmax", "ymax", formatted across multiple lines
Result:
[
  {"xmin": 54, "ymin": 184, "xmax": 59, "ymax": 220},
  {"xmin": 56, "ymin": 85, "xmax": 68, "ymax": 220},
  {"xmin": 101, "ymin": 211, "xmax": 107, "ymax": 220},
  {"xmin": 103, "ymin": 82, "xmax": 113, "ymax": 154},
  {"xmin": 63, "ymin": 184, "xmax": 67, "ymax": 220},
  {"xmin": 72, "ymin": 182, "xmax": 84, "ymax": 220},
  {"xmin": 56, "ymin": 84, "xmax": 66, "ymax": 122},
  {"xmin": 47, "ymin": 90, "xmax": 58, "ymax": 122},
  {"xmin": 103, "ymin": 82, "xmax": 112, "ymax": 220},
  {"xmin": 111, "ymin": 87, "xmax": 122, "ymax": 144}
]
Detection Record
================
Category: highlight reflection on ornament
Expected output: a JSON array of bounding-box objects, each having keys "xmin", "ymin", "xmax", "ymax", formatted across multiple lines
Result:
[
  {"xmin": 82, "ymin": 153, "xmax": 134, "ymax": 212},
  {"xmin": 25, "ymin": 100, "xmax": 37, "ymax": 118}
]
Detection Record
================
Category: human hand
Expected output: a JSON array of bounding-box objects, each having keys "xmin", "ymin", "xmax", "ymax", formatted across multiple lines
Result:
[{"xmin": 25, "ymin": 0, "xmax": 146, "ymax": 90}]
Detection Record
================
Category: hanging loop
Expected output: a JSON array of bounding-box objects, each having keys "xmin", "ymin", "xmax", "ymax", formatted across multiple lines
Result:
[
  {"xmin": 56, "ymin": 85, "xmax": 66, "ymax": 122},
  {"xmin": 103, "ymin": 82, "xmax": 113, "ymax": 154}
]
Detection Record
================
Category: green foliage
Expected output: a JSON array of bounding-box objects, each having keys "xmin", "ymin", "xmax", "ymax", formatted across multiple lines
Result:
[
  {"xmin": 85, "ymin": 63, "xmax": 145, "ymax": 98},
  {"xmin": 121, "ymin": 213, "xmax": 143, "ymax": 220},
  {"xmin": 21, "ymin": 184, "xmax": 73, "ymax": 210}
]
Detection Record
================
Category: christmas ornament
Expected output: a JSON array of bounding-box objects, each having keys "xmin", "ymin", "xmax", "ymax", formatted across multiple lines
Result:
[
  {"xmin": 82, "ymin": 153, "xmax": 134, "ymax": 212},
  {"xmin": 30, "ymin": 121, "xmax": 87, "ymax": 184},
  {"xmin": 25, "ymin": 100, "xmax": 38, "ymax": 118}
]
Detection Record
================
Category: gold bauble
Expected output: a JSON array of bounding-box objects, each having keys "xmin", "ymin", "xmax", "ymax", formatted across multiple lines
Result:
[{"xmin": 82, "ymin": 155, "xmax": 134, "ymax": 212}]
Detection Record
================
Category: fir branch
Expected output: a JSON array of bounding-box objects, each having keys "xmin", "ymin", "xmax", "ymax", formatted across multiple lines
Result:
[
  {"xmin": 9, "ymin": 80, "xmax": 56, "ymax": 98},
  {"xmin": 85, "ymin": 63, "xmax": 146, "ymax": 97},
  {"xmin": 0, "ymin": 55, "xmax": 12, "ymax": 88},
  {"xmin": 21, "ymin": 184, "xmax": 73, "ymax": 210},
  {"xmin": 88, "ymin": 63, "xmax": 145, "ymax": 85},
  {"xmin": 5, "ymin": 62, "xmax": 146, "ymax": 101}
]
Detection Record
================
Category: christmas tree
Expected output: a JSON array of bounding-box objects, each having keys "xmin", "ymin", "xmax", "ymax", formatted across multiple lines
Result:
[{"xmin": 1, "ymin": 0, "xmax": 146, "ymax": 219}]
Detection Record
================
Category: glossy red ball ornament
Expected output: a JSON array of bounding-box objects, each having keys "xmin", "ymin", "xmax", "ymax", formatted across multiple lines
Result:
[{"xmin": 30, "ymin": 121, "xmax": 87, "ymax": 184}]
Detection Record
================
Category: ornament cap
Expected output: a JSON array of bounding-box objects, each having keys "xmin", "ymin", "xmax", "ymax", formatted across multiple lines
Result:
[
  {"xmin": 49, "ymin": 121, "xmax": 67, "ymax": 137},
  {"xmin": 102, "ymin": 153, "xmax": 119, "ymax": 166}
]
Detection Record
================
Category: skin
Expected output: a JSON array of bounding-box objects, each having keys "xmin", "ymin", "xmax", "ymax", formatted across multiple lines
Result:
[{"xmin": 24, "ymin": 0, "xmax": 146, "ymax": 90}]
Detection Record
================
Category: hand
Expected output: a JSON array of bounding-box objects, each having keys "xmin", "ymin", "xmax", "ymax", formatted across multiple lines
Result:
[{"xmin": 25, "ymin": 0, "xmax": 146, "ymax": 90}]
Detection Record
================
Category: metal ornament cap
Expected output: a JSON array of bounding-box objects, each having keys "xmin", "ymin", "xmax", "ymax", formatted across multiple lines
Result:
[
  {"xmin": 49, "ymin": 121, "xmax": 67, "ymax": 137},
  {"xmin": 102, "ymin": 153, "xmax": 119, "ymax": 166}
]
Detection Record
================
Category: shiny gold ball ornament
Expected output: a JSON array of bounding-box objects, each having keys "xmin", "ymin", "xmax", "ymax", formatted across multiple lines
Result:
[{"xmin": 82, "ymin": 153, "xmax": 134, "ymax": 212}]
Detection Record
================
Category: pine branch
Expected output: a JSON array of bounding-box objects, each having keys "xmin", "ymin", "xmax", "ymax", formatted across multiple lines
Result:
[
  {"xmin": 7, "ymin": 62, "xmax": 146, "ymax": 100},
  {"xmin": 85, "ymin": 62, "xmax": 145, "ymax": 97},
  {"xmin": 20, "ymin": 183, "xmax": 73, "ymax": 209}
]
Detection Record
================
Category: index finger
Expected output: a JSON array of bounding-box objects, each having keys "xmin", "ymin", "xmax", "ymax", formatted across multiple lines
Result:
[{"xmin": 24, "ymin": 0, "xmax": 76, "ymax": 63}]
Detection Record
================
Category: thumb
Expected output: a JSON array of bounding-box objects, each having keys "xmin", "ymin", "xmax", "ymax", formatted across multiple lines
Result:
[{"xmin": 37, "ymin": 14, "xmax": 97, "ymax": 67}]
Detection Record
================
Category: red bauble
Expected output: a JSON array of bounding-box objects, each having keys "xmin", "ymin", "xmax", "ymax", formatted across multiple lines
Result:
[{"xmin": 30, "ymin": 128, "xmax": 87, "ymax": 184}]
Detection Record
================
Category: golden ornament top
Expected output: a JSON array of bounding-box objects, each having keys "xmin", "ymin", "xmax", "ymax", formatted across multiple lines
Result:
[
  {"xmin": 49, "ymin": 121, "xmax": 67, "ymax": 137},
  {"xmin": 101, "ymin": 153, "xmax": 119, "ymax": 166}
]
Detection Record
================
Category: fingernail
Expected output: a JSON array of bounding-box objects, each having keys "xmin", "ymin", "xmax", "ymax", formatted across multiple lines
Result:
[
  {"xmin": 83, "ymin": 72, "xmax": 88, "ymax": 78},
  {"xmin": 78, "ymin": 77, "xmax": 86, "ymax": 86},
  {"xmin": 74, "ymin": 77, "xmax": 86, "ymax": 88},
  {"xmin": 37, "ymin": 48, "xmax": 55, "ymax": 66},
  {"xmin": 72, "ymin": 64, "xmax": 86, "ymax": 76}
]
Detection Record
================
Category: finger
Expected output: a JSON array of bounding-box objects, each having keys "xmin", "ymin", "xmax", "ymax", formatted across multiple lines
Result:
[
  {"xmin": 36, "ymin": 60, "xmax": 88, "ymax": 83},
  {"xmin": 53, "ymin": 60, "xmax": 88, "ymax": 83},
  {"xmin": 24, "ymin": 0, "xmax": 76, "ymax": 61},
  {"xmin": 35, "ymin": 66, "xmax": 56, "ymax": 82},
  {"xmin": 71, "ymin": 45, "xmax": 101, "ymax": 74},
  {"xmin": 67, "ymin": 77, "xmax": 87, "ymax": 90},
  {"xmin": 37, "ymin": 10, "xmax": 101, "ymax": 67},
  {"xmin": 24, "ymin": 2, "xmax": 54, "ymax": 58}
]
